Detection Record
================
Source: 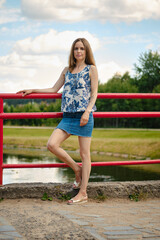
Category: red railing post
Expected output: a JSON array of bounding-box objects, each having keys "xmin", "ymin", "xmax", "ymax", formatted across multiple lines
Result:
[{"xmin": 0, "ymin": 98, "xmax": 3, "ymax": 185}]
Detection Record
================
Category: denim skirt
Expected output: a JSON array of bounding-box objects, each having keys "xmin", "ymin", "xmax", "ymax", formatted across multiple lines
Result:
[{"xmin": 56, "ymin": 112, "xmax": 94, "ymax": 137}]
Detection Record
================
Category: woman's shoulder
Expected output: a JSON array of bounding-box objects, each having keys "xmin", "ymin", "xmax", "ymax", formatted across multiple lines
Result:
[
  {"xmin": 89, "ymin": 65, "xmax": 96, "ymax": 69},
  {"xmin": 63, "ymin": 66, "xmax": 69, "ymax": 73},
  {"xmin": 89, "ymin": 65, "xmax": 98, "ymax": 75},
  {"xmin": 61, "ymin": 66, "xmax": 69, "ymax": 77},
  {"xmin": 89, "ymin": 65, "xmax": 98, "ymax": 78}
]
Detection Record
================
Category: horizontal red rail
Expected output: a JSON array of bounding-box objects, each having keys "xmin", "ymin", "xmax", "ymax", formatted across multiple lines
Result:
[
  {"xmin": 0, "ymin": 93, "xmax": 62, "ymax": 99},
  {"xmin": 1, "ymin": 112, "xmax": 160, "ymax": 119},
  {"xmin": 97, "ymin": 93, "xmax": 160, "ymax": 99},
  {"xmin": 2, "ymin": 160, "xmax": 160, "ymax": 169},
  {"xmin": 0, "ymin": 93, "xmax": 160, "ymax": 99},
  {"xmin": 0, "ymin": 112, "xmax": 63, "ymax": 119}
]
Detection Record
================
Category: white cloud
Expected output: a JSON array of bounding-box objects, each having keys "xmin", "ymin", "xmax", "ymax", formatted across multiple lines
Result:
[
  {"xmin": 0, "ymin": 0, "xmax": 5, "ymax": 8},
  {"xmin": 0, "ymin": 7, "xmax": 21, "ymax": 24},
  {"xmin": 0, "ymin": 29, "xmax": 100, "ymax": 93},
  {"xmin": 14, "ymin": 29, "xmax": 100, "ymax": 55},
  {"xmin": 21, "ymin": 0, "xmax": 93, "ymax": 22},
  {"xmin": 0, "ymin": 49, "xmax": 63, "ymax": 93},
  {"xmin": 146, "ymin": 43, "xmax": 154, "ymax": 49},
  {"xmin": 0, "ymin": 51, "xmax": 62, "ymax": 68},
  {"xmin": 98, "ymin": 61, "xmax": 131, "ymax": 84},
  {"xmin": 1, "ymin": 26, "xmax": 7, "ymax": 32},
  {"xmin": 0, "ymin": 55, "xmax": 63, "ymax": 93},
  {"xmin": 21, "ymin": 0, "xmax": 160, "ymax": 23},
  {"xmin": 1, "ymin": 57, "xmax": 131, "ymax": 92},
  {"xmin": 104, "ymin": 34, "xmax": 151, "ymax": 45}
]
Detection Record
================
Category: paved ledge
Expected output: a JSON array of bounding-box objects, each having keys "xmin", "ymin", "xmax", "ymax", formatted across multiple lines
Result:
[{"xmin": 0, "ymin": 181, "xmax": 160, "ymax": 199}]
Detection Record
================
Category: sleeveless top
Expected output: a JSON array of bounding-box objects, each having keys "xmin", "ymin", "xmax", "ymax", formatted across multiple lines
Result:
[{"xmin": 61, "ymin": 65, "xmax": 97, "ymax": 113}]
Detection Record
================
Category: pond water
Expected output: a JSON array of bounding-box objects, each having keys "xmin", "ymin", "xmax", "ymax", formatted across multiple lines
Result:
[{"xmin": 3, "ymin": 153, "xmax": 160, "ymax": 185}]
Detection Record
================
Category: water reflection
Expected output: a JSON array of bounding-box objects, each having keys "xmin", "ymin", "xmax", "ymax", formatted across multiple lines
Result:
[
  {"xmin": 90, "ymin": 165, "xmax": 160, "ymax": 182},
  {"xmin": 3, "ymin": 154, "xmax": 160, "ymax": 185},
  {"xmin": 3, "ymin": 155, "xmax": 69, "ymax": 185}
]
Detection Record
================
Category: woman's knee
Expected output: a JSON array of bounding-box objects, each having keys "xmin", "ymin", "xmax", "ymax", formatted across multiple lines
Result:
[
  {"xmin": 80, "ymin": 150, "xmax": 90, "ymax": 161},
  {"xmin": 47, "ymin": 139, "xmax": 58, "ymax": 153},
  {"xmin": 47, "ymin": 129, "xmax": 70, "ymax": 153}
]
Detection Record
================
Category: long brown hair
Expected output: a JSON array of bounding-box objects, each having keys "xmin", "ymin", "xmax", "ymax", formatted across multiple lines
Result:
[{"xmin": 68, "ymin": 38, "xmax": 96, "ymax": 72}]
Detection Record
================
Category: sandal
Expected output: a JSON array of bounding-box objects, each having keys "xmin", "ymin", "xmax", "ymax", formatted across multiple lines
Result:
[
  {"xmin": 72, "ymin": 180, "xmax": 81, "ymax": 189},
  {"xmin": 67, "ymin": 195, "xmax": 88, "ymax": 205}
]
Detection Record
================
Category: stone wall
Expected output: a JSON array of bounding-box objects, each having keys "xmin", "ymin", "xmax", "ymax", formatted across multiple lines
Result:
[{"xmin": 0, "ymin": 181, "xmax": 160, "ymax": 200}]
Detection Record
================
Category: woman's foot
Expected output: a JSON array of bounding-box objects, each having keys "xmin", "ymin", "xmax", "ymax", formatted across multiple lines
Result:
[
  {"xmin": 67, "ymin": 192, "xmax": 88, "ymax": 205},
  {"xmin": 72, "ymin": 180, "xmax": 81, "ymax": 189},
  {"xmin": 73, "ymin": 165, "xmax": 82, "ymax": 189}
]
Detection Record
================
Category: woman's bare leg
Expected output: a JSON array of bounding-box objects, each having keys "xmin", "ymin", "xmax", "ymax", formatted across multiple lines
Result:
[
  {"xmin": 47, "ymin": 128, "xmax": 82, "ymax": 182},
  {"xmin": 68, "ymin": 136, "xmax": 91, "ymax": 201}
]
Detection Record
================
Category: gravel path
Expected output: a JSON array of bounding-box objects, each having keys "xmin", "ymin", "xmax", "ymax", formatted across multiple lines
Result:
[
  {"xmin": 0, "ymin": 199, "xmax": 95, "ymax": 240},
  {"xmin": 0, "ymin": 198, "xmax": 160, "ymax": 240}
]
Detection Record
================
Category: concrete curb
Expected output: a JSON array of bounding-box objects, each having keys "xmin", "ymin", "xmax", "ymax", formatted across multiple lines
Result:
[{"xmin": 0, "ymin": 181, "xmax": 160, "ymax": 199}]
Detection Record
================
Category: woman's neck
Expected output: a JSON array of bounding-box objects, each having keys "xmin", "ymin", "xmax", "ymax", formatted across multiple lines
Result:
[
  {"xmin": 75, "ymin": 61, "xmax": 86, "ymax": 69},
  {"xmin": 71, "ymin": 61, "xmax": 87, "ymax": 74}
]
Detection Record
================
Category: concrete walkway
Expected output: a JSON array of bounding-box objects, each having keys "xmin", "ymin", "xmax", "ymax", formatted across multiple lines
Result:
[
  {"xmin": 0, "ymin": 216, "xmax": 24, "ymax": 239},
  {"xmin": 0, "ymin": 198, "xmax": 160, "ymax": 240},
  {"xmin": 0, "ymin": 181, "xmax": 160, "ymax": 239}
]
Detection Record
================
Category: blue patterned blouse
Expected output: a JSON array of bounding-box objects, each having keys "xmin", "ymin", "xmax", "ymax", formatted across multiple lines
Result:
[{"xmin": 61, "ymin": 65, "xmax": 96, "ymax": 113}]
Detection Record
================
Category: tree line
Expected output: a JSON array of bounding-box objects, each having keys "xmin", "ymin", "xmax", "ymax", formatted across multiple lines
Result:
[{"xmin": 4, "ymin": 50, "xmax": 160, "ymax": 128}]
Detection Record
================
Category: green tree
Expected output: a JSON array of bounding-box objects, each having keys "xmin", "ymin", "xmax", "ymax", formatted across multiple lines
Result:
[
  {"xmin": 134, "ymin": 50, "xmax": 160, "ymax": 93},
  {"xmin": 95, "ymin": 72, "xmax": 140, "ymax": 128}
]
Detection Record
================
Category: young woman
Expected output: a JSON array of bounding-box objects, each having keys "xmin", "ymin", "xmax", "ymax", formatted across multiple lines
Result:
[{"xmin": 17, "ymin": 38, "xmax": 98, "ymax": 204}]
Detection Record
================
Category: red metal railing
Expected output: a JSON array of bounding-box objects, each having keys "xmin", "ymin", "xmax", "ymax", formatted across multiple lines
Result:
[{"xmin": 0, "ymin": 93, "xmax": 160, "ymax": 185}]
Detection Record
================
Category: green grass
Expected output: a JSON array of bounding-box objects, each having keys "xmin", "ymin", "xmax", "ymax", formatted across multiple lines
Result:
[
  {"xmin": 4, "ymin": 127, "xmax": 160, "ymax": 139},
  {"xmin": 3, "ymin": 127, "xmax": 53, "ymax": 137},
  {"xmin": 92, "ymin": 128, "xmax": 160, "ymax": 139},
  {"xmin": 3, "ymin": 127, "xmax": 160, "ymax": 159},
  {"xmin": 92, "ymin": 129, "xmax": 160, "ymax": 159}
]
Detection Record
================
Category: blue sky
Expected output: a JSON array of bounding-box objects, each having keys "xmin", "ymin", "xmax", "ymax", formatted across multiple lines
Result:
[{"xmin": 0, "ymin": 0, "xmax": 160, "ymax": 92}]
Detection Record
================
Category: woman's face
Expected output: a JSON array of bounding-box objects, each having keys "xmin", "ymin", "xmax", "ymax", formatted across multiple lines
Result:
[{"xmin": 74, "ymin": 41, "xmax": 86, "ymax": 62}]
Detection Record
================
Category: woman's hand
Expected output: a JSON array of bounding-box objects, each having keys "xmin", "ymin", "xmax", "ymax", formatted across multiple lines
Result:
[
  {"xmin": 16, "ymin": 89, "xmax": 33, "ymax": 97},
  {"xmin": 80, "ymin": 111, "xmax": 89, "ymax": 126}
]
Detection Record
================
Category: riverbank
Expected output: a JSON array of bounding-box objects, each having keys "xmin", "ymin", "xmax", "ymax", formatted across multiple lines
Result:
[{"xmin": 3, "ymin": 126, "xmax": 160, "ymax": 159}]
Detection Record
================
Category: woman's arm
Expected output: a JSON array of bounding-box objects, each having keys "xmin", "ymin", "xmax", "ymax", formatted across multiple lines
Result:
[
  {"xmin": 17, "ymin": 67, "xmax": 68, "ymax": 96},
  {"xmin": 80, "ymin": 65, "xmax": 98, "ymax": 126},
  {"xmin": 86, "ymin": 65, "xmax": 98, "ymax": 113}
]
